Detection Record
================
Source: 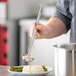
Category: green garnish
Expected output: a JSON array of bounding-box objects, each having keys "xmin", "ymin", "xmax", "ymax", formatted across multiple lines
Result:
[
  {"xmin": 42, "ymin": 65, "xmax": 48, "ymax": 71},
  {"xmin": 10, "ymin": 66, "xmax": 23, "ymax": 72}
]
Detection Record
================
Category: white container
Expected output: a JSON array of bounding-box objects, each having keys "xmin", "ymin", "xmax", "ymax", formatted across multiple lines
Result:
[{"xmin": 54, "ymin": 43, "xmax": 76, "ymax": 76}]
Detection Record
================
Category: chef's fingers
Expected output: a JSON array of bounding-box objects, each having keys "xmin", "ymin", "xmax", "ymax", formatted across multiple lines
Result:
[
  {"xmin": 30, "ymin": 22, "xmax": 42, "ymax": 37},
  {"xmin": 35, "ymin": 32, "xmax": 40, "ymax": 39},
  {"xmin": 35, "ymin": 35, "xmax": 44, "ymax": 39},
  {"xmin": 30, "ymin": 22, "xmax": 36, "ymax": 37},
  {"xmin": 35, "ymin": 32, "xmax": 45, "ymax": 39},
  {"xmin": 36, "ymin": 24, "xmax": 43, "ymax": 32}
]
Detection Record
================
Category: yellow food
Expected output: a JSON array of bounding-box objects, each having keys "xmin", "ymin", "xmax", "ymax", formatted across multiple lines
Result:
[{"xmin": 22, "ymin": 65, "xmax": 44, "ymax": 73}]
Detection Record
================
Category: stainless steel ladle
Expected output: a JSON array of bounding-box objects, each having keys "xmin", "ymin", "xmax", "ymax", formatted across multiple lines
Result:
[{"xmin": 22, "ymin": 5, "xmax": 43, "ymax": 62}]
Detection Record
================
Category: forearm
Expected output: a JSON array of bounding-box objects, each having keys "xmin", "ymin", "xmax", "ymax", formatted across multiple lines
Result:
[{"xmin": 45, "ymin": 17, "xmax": 67, "ymax": 38}]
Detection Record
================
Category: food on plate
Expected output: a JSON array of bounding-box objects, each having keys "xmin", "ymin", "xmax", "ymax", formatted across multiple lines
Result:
[
  {"xmin": 10, "ymin": 66, "xmax": 23, "ymax": 72},
  {"xmin": 9, "ymin": 65, "xmax": 47, "ymax": 73},
  {"xmin": 22, "ymin": 65, "xmax": 44, "ymax": 73},
  {"xmin": 42, "ymin": 65, "xmax": 48, "ymax": 71}
]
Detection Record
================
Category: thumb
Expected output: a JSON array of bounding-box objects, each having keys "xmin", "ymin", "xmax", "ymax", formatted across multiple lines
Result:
[{"xmin": 36, "ymin": 24, "xmax": 43, "ymax": 31}]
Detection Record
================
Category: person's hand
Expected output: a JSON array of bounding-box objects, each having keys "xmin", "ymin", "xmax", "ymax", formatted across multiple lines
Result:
[
  {"xmin": 30, "ymin": 22, "xmax": 49, "ymax": 39},
  {"xmin": 30, "ymin": 18, "xmax": 67, "ymax": 39}
]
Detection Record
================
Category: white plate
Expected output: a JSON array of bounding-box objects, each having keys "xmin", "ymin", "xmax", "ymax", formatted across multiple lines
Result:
[{"xmin": 8, "ymin": 66, "xmax": 53, "ymax": 76}]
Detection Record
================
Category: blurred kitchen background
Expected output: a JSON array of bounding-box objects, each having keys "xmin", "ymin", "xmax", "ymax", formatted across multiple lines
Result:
[{"xmin": 0, "ymin": 0, "xmax": 70, "ymax": 69}]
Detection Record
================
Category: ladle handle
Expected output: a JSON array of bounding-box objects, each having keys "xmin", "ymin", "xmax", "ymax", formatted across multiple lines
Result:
[
  {"xmin": 35, "ymin": 5, "xmax": 43, "ymax": 26},
  {"xmin": 28, "ymin": 5, "xmax": 43, "ymax": 55}
]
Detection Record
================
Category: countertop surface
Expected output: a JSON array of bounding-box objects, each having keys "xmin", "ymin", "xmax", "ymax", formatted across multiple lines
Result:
[{"xmin": 0, "ymin": 66, "xmax": 55, "ymax": 76}]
